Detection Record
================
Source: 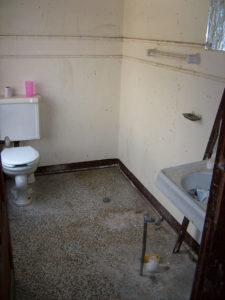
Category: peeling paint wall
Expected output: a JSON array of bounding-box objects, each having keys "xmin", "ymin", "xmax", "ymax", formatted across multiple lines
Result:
[
  {"xmin": 119, "ymin": 0, "xmax": 225, "ymax": 240},
  {"xmin": 0, "ymin": 0, "xmax": 123, "ymax": 165}
]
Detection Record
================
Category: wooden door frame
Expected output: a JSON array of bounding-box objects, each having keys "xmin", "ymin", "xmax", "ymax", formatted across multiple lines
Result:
[
  {"xmin": 190, "ymin": 89, "xmax": 225, "ymax": 299},
  {"xmin": 0, "ymin": 156, "xmax": 15, "ymax": 299}
]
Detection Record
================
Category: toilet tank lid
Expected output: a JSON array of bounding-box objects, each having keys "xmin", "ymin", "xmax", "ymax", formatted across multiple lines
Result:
[
  {"xmin": 0, "ymin": 95, "xmax": 40, "ymax": 104},
  {"xmin": 1, "ymin": 146, "xmax": 39, "ymax": 166}
]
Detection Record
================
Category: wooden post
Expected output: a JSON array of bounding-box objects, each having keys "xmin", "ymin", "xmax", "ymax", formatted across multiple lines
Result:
[
  {"xmin": 0, "ymin": 157, "xmax": 15, "ymax": 300},
  {"xmin": 172, "ymin": 217, "xmax": 189, "ymax": 253},
  {"xmin": 191, "ymin": 89, "xmax": 225, "ymax": 300}
]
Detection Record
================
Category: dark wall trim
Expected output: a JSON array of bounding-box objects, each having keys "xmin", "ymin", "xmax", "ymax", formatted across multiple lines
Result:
[
  {"xmin": 36, "ymin": 159, "xmax": 119, "ymax": 175},
  {"xmin": 35, "ymin": 158, "xmax": 199, "ymax": 254}
]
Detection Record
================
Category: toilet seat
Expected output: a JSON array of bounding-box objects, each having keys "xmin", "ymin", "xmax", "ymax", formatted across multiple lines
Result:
[
  {"xmin": 1, "ymin": 146, "xmax": 39, "ymax": 167},
  {"xmin": 1, "ymin": 146, "xmax": 40, "ymax": 206}
]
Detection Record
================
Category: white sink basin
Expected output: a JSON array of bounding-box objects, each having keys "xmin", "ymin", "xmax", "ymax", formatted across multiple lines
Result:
[
  {"xmin": 156, "ymin": 160, "xmax": 213, "ymax": 232},
  {"xmin": 181, "ymin": 171, "xmax": 212, "ymax": 204}
]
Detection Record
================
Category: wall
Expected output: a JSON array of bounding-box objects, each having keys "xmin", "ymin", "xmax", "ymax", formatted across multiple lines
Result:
[
  {"xmin": 0, "ymin": 0, "xmax": 123, "ymax": 166},
  {"xmin": 123, "ymin": 0, "xmax": 209, "ymax": 44},
  {"xmin": 0, "ymin": 0, "xmax": 123, "ymax": 37},
  {"xmin": 119, "ymin": 0, "xmax": 225, "ymax": 240}
]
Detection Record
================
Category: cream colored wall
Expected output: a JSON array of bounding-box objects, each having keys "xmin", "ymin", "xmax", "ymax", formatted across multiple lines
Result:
[
  {"xmin": 119, "ymin": 0, "xmax": 225, "ymax": 240},
  {"xmin": 0, "ymin": 0, "xmax": 123, "ymax": 166},
  {"xmin": 0, "ymin": 0, "xmax": 123, "ymax": 37},
  {"xmin": 123, "ymin": 0, "xmax": 209, "ymax": 43}
]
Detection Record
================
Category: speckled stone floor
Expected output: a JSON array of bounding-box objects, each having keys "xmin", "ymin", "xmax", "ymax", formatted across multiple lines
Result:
[{"xmin": 7, "ymin": 167, "xmax": 196, "ymax": 300}]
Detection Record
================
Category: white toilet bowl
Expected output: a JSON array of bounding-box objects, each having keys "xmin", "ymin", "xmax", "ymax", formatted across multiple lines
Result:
[{"xmin": 1, "ymin": 146, "xmax": 40, "ymax": 206}]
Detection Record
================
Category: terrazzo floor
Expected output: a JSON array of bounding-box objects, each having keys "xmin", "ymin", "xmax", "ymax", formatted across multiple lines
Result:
[{"xmin": 7, "ymin": 167, "xmax": 196, "ymax": 300}]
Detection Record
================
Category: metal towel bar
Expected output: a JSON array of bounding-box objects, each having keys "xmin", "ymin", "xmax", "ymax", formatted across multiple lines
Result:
[{"xmin": 147, "ymin": 49, "xmax": 200, "ymax": 64}]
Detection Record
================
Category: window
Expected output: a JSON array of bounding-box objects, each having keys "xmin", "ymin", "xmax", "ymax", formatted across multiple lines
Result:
[{"xmin": 205, "ymin": 0, "xmax": 225, "ymax": 51}]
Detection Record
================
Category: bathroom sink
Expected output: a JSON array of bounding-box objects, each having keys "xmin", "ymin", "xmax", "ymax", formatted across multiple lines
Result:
[
  {"xmin": 156, "ymin": 160, "xmax": 213, "ymax": 232},
  {"xmin": 181, "ymin": 171, "xmax": 212, "ymax": 203}
]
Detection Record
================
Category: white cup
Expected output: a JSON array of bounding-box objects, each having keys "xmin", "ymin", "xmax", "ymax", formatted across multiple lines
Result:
[{"xmin": 4, "ymin": 87, "xmax": 13, "ymax": 98}]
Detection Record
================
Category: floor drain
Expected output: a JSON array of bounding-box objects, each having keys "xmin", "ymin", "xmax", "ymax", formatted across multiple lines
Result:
[{"xmin": 102, "ymin": 197, "xmax": 111, "ymax": 203}]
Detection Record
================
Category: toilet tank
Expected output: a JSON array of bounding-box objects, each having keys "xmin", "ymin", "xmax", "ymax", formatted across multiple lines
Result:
[{"xmin": 0, "ymin": 96, "xmax": 40, "ymax": 141}]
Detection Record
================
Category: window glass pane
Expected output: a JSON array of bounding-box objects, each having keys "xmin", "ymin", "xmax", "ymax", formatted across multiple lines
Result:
[{"xmin": 205, "ymin": 0, "xmax": 225, "ymax": 51}]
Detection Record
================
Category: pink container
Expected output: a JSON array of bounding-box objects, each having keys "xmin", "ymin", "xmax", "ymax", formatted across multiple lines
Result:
[{"xmin": 25, "ymin": 81, "xmax": 34, "ymax": 97}]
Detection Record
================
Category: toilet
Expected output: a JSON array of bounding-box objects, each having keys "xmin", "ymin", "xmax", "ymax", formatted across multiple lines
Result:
[{"xmin": 0, "ymin": 96, "xmax": 41, "ymax": 206}]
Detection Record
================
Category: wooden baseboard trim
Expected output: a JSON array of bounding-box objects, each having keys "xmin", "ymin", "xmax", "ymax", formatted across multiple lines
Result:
[
  {"xmin": 35, "ymin": 158, "xmax": 199, "ymax": 253},
  {"xmin": 36, "ymin": 158, "xmax": 119, "ymax": 175}
]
